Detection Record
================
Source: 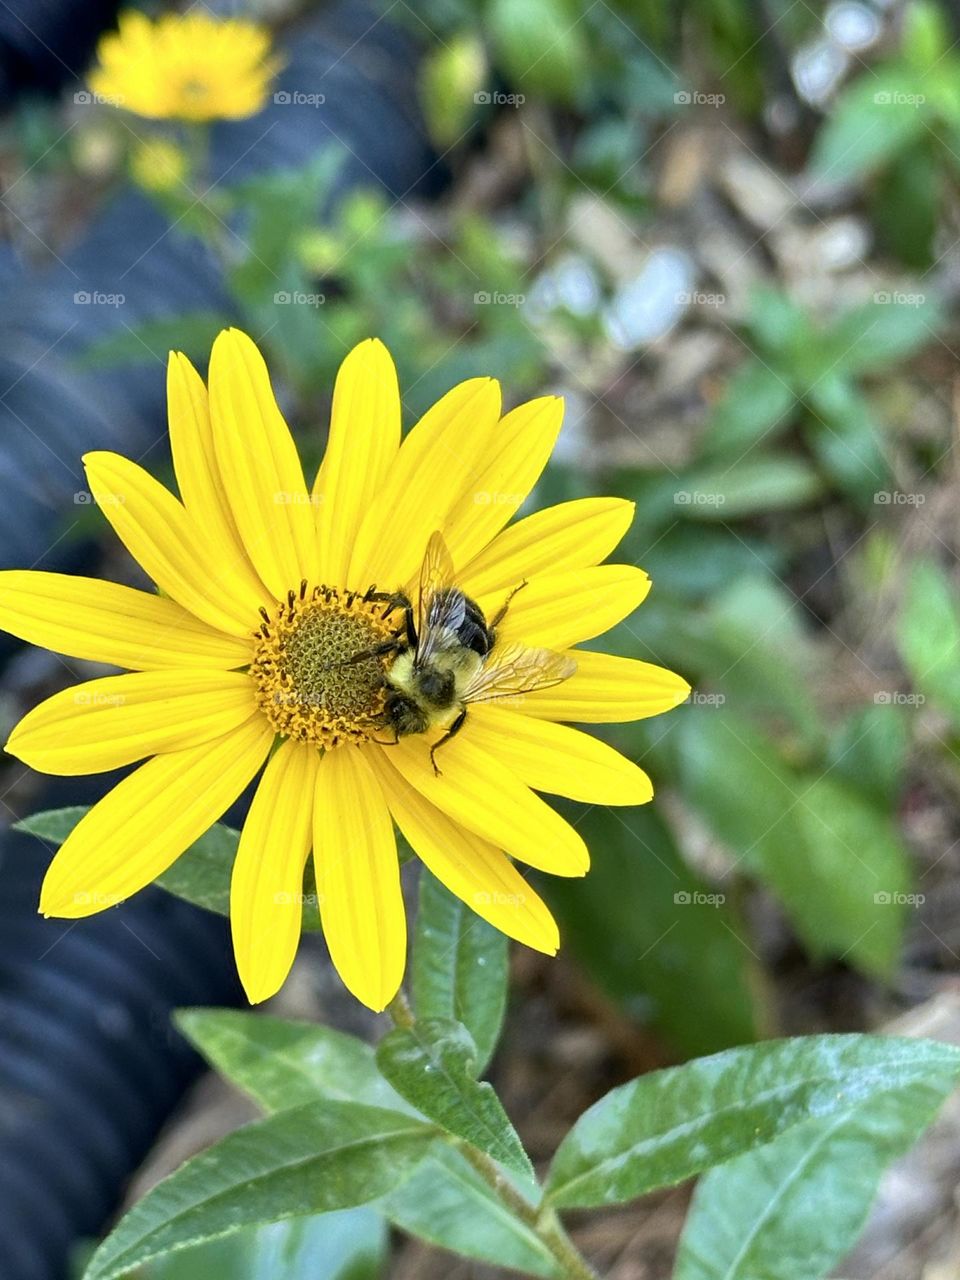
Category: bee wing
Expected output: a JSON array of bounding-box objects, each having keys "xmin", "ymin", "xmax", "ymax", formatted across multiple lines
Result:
[
  {"xmin": 416, "ymin": 530, "xmax": 466, "ymax": 664},
  {"xmin": 461, "ymin": 643, "xmax": 577, "ymax": 706}
]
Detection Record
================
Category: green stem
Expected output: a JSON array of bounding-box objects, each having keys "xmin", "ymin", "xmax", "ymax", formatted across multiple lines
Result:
[{"xmin": 385, "ymin": 991, "xmax": 600, "ymax": 1280}]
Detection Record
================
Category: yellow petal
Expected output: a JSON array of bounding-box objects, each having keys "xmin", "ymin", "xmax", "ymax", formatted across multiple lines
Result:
[
  {"xmin": 468, "ymin": 705, "xmax": 653, "ymax": 805},
  {"xmin": 83, "ymin": 450, "xmax": 260, "ymax": 636},
  {"xmin": 0, "ymin": 572, "xmax": 251, "ymax": 670},
  {"xmin": 167, "ymin": 352, "xmax": 272, "ymax": 608},
  {"xmin": 349, "ymin": 377, "xmax": 502, "ymax": 589},
  {"xmin": 387, "ymin": 733, "xmax": 588, "ymax": 877},
  {"xmin": 367, "ymin": 747, "xmax": 559, "ymax": 954},
  {"xmin": 483, "ymin": 564, "xmax": 651, "ymax": 650},
  {"xmin": 521, "ymin": 650, "xmax": 691, "ymax": 722},
  {"xmin": 459, "ymin": 498, "xmax": 635, "ymax": 599},
  {"xmin": 315, "ymin": 339, "xmax": 401, "ymax": 584},
  {"xmin": 314, "ymin": 747, "xmax": 405, "ymax": 1011},
  {"xmin": 231, "ymin": 739, "xmax": 318, "ymax": 1004},
  {"xmin": 40, "ymin": 716, "xmax": 273, "ymax": 917},
  {"xmin": 208, "ymin": 329, "xmax": 316, "ymax": 599},
  {"xmin": 440, "ymin": 396, "xmax": 563, "ymax": 569},
  {"xmin": 7, "ymin": 670, "xmax": 257, "ymax": 775}
]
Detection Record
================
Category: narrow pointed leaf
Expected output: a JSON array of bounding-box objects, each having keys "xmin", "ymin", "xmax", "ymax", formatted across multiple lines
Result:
[
  {"xmin": 176, "ymin": 1009, "xmax": 413, "ymax": 1115},
  {"xmin": 544, "ymin": 1035, "xmax": 960, "ymax": 1209},
  {"xmin": 413, "ymin": 869, "xmax": 508, "ymax": 1074},
  {"xmin": 387, "ymin": 1145, "xmax": 561, "ymax": 1278},
  {"xmin": 83, "ymin": 1101, "xmax": 435, "ymax": 1280},
  {"xmin": 377, "ymin": 1017, "xmax": 533, "ymax": 1180},
  {"xmin": 674, "ymin": 1068, "xmax": 959, "ymax": 1280}
]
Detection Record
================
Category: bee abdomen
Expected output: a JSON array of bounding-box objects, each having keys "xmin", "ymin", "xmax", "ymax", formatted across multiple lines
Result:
[{"xmin": 458, "ymin": 596, "xmax": 494, "ymax": 655}]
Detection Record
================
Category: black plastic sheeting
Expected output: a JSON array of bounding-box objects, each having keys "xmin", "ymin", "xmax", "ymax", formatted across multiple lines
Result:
[{"xmin": 0, "ymin": 4, "xmax": 442, "ymax": 1277}]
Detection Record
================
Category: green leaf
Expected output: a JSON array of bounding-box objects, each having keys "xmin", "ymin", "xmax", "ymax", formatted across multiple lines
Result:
[
  {"xmin": 546, "ymin": 806, "xmax": 760, "ymax": 1057},
  {"xmin": 678, "ymin": 454, "xmax": 824, "ymax": 520},
  {"xmin": 544, "ymin": 1035, "xmax": 960, "ymax": 1209},
  {"xmin": 826, "ymin": 704, "xmax": 909, "ymax": 811},
  {"xmin": 387, "ymin": 1144, "xmax": 561, "ymax": 1278},
  {"xmin": 811, "ymin": 72, "xmax": 927, "ymax": 182},
  {"xmin": 83, "ymin": 1101, "xmax": 436, "ymax": 1280},
  {"xmin": 674, "ymin": 1072, "xmax": 958, "ymax": 1280},
  {"xmin": 675, "ymin": 711, "xmax": 910, "ymax": 977},
  {"xmin": 412, "ymin": 869, "xmax": 508, "ymax": 1075},
  {"xmin": 142, "ymin": 1209, "xmax": 387, "ymax": 1280},
  {"xmin": 897, "ymin": 558, "xmax": 960, "ymax": 726},
  {"xmin": 488, "ymin": 0, "xmax": 589, "ymax": 105},
  {"xmin": 176, "ymin": 1009, "xmax": 413, "ymax": 1115},
  {"xmin": 701, "ymin": 361, "xmax": 796, "ymax": 457},
  {"xmin": 14, "ymin": 806, "xmax": 87, "ymax": 843},
  {"xmin": 804, "ymin": 377, "xmax": 890, "ymax": 506},
  {"xmin": 376, "ymin": 1018, "xmax": 533, "ymax": 1181}
]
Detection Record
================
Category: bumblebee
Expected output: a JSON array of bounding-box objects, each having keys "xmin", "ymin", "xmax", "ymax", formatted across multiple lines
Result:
[{"xmin": 374, "ymin": 531, "xmax": 576, "ymax": 772}]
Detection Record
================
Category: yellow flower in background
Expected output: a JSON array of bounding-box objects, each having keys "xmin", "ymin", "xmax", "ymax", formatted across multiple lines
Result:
[
  {"xmin": 0, "ymin": 331, "xmax": 688, "ymax": 1011},
  {"xmin": 89, "ymin": 10, "xmax": 280, "ymax": 122},
  {"xmin": 129, "ymin": 137, "xmax": 188, "ymax": 194}
]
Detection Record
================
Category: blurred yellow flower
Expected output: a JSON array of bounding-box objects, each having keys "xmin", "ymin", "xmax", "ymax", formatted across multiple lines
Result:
[
  {"xmin": 89, "ymin": 10, "xmax": 280, "ymax": 122},
  {"xmin": 129, "ymin": 137, "xmax": 188, "ymax": 193},
  {"xmin": 1, "ymin": 331, "xmax": 688, "ymax": 1011}
]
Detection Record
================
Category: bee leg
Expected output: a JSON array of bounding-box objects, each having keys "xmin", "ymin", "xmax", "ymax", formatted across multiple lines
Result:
[
  {"xmin": 491, "ymin": 581, "xmax": 529, "ymax": 634},
  {"xmin": 429, "ymin": 708, "xmax": 467, "ymax": 776}
]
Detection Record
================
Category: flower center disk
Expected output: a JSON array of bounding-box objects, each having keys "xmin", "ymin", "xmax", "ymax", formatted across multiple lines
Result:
[{"xmin": 250, "ymin": 586, "xmax": 397, "ymax": 747}]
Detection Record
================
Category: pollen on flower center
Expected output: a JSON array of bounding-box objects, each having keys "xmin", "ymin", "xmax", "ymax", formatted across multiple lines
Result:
[{"xmin": 250, "ymin": 585, "xmax": 399, "ymax": 747}]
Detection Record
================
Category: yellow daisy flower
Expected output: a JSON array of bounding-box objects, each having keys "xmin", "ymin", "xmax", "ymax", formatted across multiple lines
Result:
[
  {"xmin": 1, "ymin": 331, "xmax": 688, "ymax": 1011},
  {"xmin": 89, "ymin": 10, "xmax": 280, "ymax": 122}
]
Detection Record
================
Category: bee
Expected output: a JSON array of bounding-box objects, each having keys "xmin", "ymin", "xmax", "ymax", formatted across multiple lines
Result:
[{"xmin": 373, "ymin": 531, "xmax": 577, "ymax": 772}]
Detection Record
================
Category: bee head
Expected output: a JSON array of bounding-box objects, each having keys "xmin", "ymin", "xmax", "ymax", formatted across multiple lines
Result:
[{"xmin": 385, "ymin": 690, "xmax": 430, "ymax": 736}]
